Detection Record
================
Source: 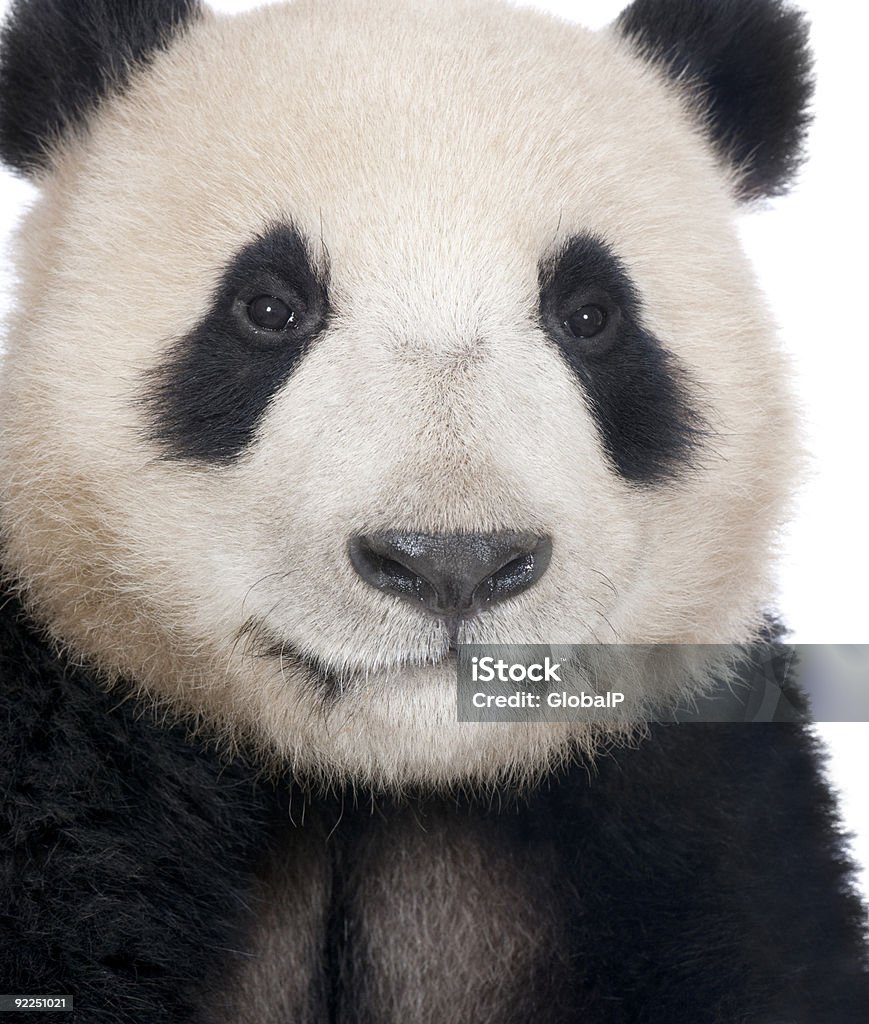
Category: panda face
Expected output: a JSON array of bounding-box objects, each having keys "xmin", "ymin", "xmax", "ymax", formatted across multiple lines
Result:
[{"xmin": 0, "ymin": 0, "xmax": 807, "ymax": 787}]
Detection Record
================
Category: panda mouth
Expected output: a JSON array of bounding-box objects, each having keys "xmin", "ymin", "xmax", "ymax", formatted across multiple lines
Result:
[
  {"xmin": 243, "ymin": 621, "xmax": 455, "ymax": 701},
  {"xmin": 264, "ymin": 638, "xmax": 340, "ymax": 697}
]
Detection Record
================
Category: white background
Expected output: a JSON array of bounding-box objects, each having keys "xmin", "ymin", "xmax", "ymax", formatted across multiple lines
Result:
[{"xmin": 0, "ymin": 0, "xmax": 866, "ymax": 897}]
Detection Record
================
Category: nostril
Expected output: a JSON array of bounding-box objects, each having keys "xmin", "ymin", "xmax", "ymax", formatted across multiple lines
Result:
[
  {"xmin": 475, "ymin": 537, "xmax": 552, "ymax": 608},
  {"xmin": 369, "ymin": 550, "xmax": 435, "ymax": 605},
  {"xmin": 480, "ymin": 552, "xmax": 533, "ymax": 605},
  {"xmin": 348, "ymin": 537, "xmax": 436, "ymax": 607}
]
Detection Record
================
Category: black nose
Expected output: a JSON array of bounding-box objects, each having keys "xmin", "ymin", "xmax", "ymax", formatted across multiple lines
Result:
[{"xmin": 348, "ymin": 531, "xmax": 552, "ymax": 617}]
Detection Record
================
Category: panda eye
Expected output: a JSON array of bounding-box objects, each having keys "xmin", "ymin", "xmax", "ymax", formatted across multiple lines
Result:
[
  {"xmin": 247, "ymin": 295, "xmax": 296, "ymax": 331},
  {"xmin": 564, "ymin": 304, "xmax": 607, "ymax": 339}
]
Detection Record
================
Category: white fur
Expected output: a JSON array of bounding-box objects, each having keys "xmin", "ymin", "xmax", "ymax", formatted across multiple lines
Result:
[{"xmin": 0, "ymin": 0, "xmax": 798, "ymax": 787}]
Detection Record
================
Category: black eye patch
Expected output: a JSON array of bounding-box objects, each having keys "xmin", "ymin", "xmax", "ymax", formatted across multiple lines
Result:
[
  {"xmin": 144, "ymin": 223, "xmax": 329, "ymax": 463},
  {"xmin": 538, "ymin": 234, "xmax": 705, "ymax": 484}
]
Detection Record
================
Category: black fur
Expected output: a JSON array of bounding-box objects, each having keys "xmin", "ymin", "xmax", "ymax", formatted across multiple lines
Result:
[
  {"xmin": 144, "ymin": 223, "xmax": 330, "ymax": 463},
  {"xmin": 615, "ymin": 0, "xmax": 814, "ymax": 201},
  {"xmin": 0, "ymin": 583, "xmax": 277, "ymax": 1022},
  {"xmin": 2, "ymin": 584, "xmax": 867, "ymax": 1021},
  {"xmin": 0, "ymin": 0, "xmax": 201, "ymax": 175},
  {"xmin": 538, "ymin": 234, "xmax": 705, "ymax": 484}
]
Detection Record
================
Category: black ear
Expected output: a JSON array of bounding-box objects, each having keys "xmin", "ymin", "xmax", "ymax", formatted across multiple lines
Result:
[
  {"xmin": 0, "ymin": 0, "xmax": 201, "ymax": 176},
  {"xmin": 615, "ymin": 0, "xmax": 813, "ymax": 202}
]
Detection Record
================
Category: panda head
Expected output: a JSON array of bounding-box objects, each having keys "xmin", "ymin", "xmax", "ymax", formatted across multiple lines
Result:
[{"xmin": 0, "ymin": 0, "xmax": 811, "ymax": 788}]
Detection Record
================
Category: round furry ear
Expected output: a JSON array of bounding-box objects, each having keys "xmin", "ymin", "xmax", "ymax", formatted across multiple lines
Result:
[
  {"xmin": 615, "ymin": 0, "xmax": 814, "ymax": 202},
  {"xmin": 0, "ymin": 0, "xmax": 202, "ymax": 176}
]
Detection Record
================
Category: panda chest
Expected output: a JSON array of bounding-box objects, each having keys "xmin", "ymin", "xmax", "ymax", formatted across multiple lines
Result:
[{"xmin": 217, "ymin": 806, "xmax": 575, "ymax": 1024}]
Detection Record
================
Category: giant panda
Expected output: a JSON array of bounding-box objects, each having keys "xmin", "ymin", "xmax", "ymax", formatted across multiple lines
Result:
[{"xmin": 0, "ymin": 0, "xmax": 867, "ymax": 1021}]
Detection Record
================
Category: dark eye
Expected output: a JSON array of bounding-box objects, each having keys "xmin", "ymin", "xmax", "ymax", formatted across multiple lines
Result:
[
  {"xmin": 247, "ymin": 295, "xmax": 295, "ymax": 331},
  {"xmin": 565, "ymin": 304, "xmax": 607, "ymax": 339}
]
